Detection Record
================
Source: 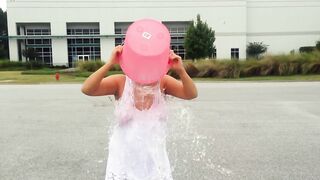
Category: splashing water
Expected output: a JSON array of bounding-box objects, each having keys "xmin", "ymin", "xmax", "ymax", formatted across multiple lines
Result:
[{"xmin": 166, "ymin": 97, "xmax": 233, "ymax": 179}]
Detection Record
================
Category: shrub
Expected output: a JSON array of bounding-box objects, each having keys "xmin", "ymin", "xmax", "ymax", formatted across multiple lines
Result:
[
  {"xmin": 165, "ymin": 52, "xmax": 320, "ymax": 79},
  {"xmin": 316, "ymin": 41, "xmax": 320, "ymax": 51},
  {"xmin": 305, "ymin": 63, "xmax": 320, "ymax": 74},
  {"xmin": 192, "ymin": 60, "xmax": 240, "ymax": 78},
  {"xmin": 76, "ymin": 60, "xmax": 104, "ymax": 72},
  {"xmin": 217, "ymin": 60, "xmax": 240, "ymax": 78},
  {"xmin": 25, "ymin": 61, "xmax": 43, "ymax": 69},
  {"xmin": 0, "ymin": 60, "xmax": 24, "ymax": 68},
  {"xmin": 184, "ymin": 63, "xmax": 199, "ymax": 77},
  {"xmin": 246, "ymin": 42, "xmax": 268, "ymax": 59},
  {"xmin": 240, "ymin": 61, "xmax": 261, "ymax": 77},
  {"xmin": 299, "ymin": 46, "xmax": 316, "ymax": 53},
  {"xmin": 168, "ymin": 62, "xmax": 199, "ymax": 79},
  {"xmin": 22, "ymin": 48, "xmax": 39, "ymax": 61},
  {"xmin": 259, "ymin": 56, "xmax": 280, "ymax": 75},
  {"xmin": 194, "ymin": 60, "xmax": 219, "ymax": 77},
  {"xmin": 0, "ymin": 60, "xmax": 28, "ymax": 70},
  {"xmin": 51, "ymin": 65, "xmax": 68, "ymax": 69}
]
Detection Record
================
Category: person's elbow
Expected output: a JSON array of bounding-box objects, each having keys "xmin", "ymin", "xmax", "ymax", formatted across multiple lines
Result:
[
  {"xmin": 193, "ymin": 91, "xmax": 198, "ymax": 99},
  {"xmin": 185, "ymin": 90, "xmax": 198, "ymax": 100},
  {"xmin": 81, "ymin": 85, "xmax": 93, "ymax": 96},
  {"xmin": 191, "ymin": 91, "xmax": 198, "ymax": 99}
]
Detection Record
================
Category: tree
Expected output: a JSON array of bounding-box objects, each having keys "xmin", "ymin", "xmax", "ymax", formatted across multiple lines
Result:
[
  {"xmin": 22, "ymin": 48, "xmax": 41, "ymax": 69},
  {"xmin": 0, "ymin": 44, "xmax": 8, "ymax": 58},
  {"xmin": 0, "ymin": 8, "xmax": 9, "ymax": 59},
  {"xmin": 22, "ymin": 48, "xmax": 39, "ymax": 61},
  {"xmin": 184, "ymin": 14, "xmax": 215, "ymax": 60},
  {"xmin": 246, "ymin": 42, "xmax": 268, "ymax": 59}
]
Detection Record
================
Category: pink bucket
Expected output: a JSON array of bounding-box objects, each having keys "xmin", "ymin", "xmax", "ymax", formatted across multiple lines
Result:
[{"xmin": 119, "ymin": 19, "xmax": 171, "ymax": 84}]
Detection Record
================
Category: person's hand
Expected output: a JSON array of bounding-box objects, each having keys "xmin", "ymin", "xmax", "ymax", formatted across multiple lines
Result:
[
  {"xmin": 169, "ymin": 50, "xmax": 185, "ymax": 74},
  {"xmin": 109, "ymin": 45, "xmax": 123, "ymax": 65}
]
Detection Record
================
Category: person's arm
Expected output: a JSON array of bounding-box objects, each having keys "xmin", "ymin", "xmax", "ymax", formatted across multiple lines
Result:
[
  {"xmin": 81, "ymin": 45, "xmax": 123, "ymax": 97},
  {"xmin": 163, "ymin": 51, "xmax": 198, "ymax": 100}
]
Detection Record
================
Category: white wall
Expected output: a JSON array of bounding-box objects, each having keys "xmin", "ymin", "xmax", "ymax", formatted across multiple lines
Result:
[
  {"xmin": 247, "ymin": 0, "xmax": 320, "ymax": 54},
  {"xmin": 7, "ymin": 0, "xmax": 320, "ymax": 63}
]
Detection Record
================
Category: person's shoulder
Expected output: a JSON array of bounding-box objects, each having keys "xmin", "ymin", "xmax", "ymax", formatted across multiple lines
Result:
[
  {"xmin": 162, "ymin": 74, "xmax": 173, "ymax": 80},
  {"xmin": 104, "ymin": 74, "xmax": 126, "ymax": 98},
  {"xmin": 160, "ymin": 75, "xmax": 176, "ymax": 90},
  {"xmin": 161, "ymin": 74, "xmax": 177, "ymax": 83},
  {"xmin": 161, "ymin": 75, "xmax": 169, "ymax": 85},
  {"xmin": 102, "ymin": 74, "xmax": 125, "ymax": 86},
  {"xmin": 108, "ymin": 74, "xmax": 125, "ymax": 80}
]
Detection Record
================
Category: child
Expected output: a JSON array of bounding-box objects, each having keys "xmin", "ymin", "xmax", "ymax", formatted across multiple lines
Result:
[{"xmin": 81, "ymin": 45, "xmax": 197, "ymax": 180}]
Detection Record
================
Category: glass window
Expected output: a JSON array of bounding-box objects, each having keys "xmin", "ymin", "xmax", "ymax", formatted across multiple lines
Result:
[
  {"xmin": 66, "ymin": 24, "xmax": 101, "ymax": 66},
  {"xmin": 75, "ymin": 29, "xmax": 83, "ymax": 35},
  {"xmin": 170, "ymin": 27, "xmax": 178, "ymax": 33},
  {"xmin": 115, "ymin": 38, "xmax": 123, "ymax": 45},
  {"xmin": 84, "ymin": 47, "xmax": 90, "ymax": 52},
  {"xmin": 43, "ymin": 39, "xmax": 50, "ymax": 44},
  {"xmin": 231, "ymin": 48, "xmax": 239, "ymax": 60},
  {"xmin": 35, "ymin": 39, "xmax": 42, "ymax": 44},
  {"xmin": 76, "ymin": 39, "xmax": 83, "ymax": 44},
  {"xmin": 67, "ymin": 29, "xmax": 72, "ymax": 35},
  {"xmin": 26, "ymin": 29, "xmax": 34, "ymax": 35},
  {"xmin": 83, "ymin": 29, "xmax": 90, "ymax": 35},
  {"xmin": 93, "ymin": 29, "xmax": 100, "ymax": 34},
  {"xmin": 42, "ymin": 29, "xmax": 49, "ymax": 35},
  {"xmin": 212, "ymin": 48, "xmax": 217, "ymax": 59},
  {"xmin": 115, "ymin": 28, "xmax": 121, "ymax": 34},
  {"xmin": 35, "ymin": 29, "xmax": 42, "ymax": 35},
  {"xmin": 43, "ymin": 56, "xmax": 51, "ymax": 64},
  {"xmin": 27, "ymin": 39, "xmax": 34, "ymax": 45},
  {"xmin": 43, "ymin": 48, "xmax": 50, "ymax": 52},
  {"xmin": 83, "ymin": 39, "xmax": 90, "ymax": 44},
  {"xmin": 35, "ymin": 48, "xmax": 42, "ymax": 53},
  {"xmin": 178, "ymin": 27, "xmax": 185, "ymax": 33},
  {"xmin": 93, "ymin": 38, "xmax": 100, "ymax": 43}
]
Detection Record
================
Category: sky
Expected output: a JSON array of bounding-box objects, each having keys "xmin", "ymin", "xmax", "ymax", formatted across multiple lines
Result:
[{"xmin": 0, "ymin": 0, "xmax": 7, "ymax": 11}]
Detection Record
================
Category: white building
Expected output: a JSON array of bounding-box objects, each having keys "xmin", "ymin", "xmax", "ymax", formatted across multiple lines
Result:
[{"xmin": 7, "ymin": 0, "xmax": 320, "ymax": 66}]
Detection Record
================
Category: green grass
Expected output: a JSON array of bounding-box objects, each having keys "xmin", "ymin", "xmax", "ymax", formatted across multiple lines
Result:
[
  {"xmin": 0, "ymin": 71, "xmax": 320, "ymax": 84},
  {"xmin": 20, "ymin": 68, "xmax": 64, "ymax": 75},
  {"xmin": 0, "ymin": 71, "xmax": 86, "ymax": 84},
  {"xmin": 20, "ymin": 69, "xmax": 123, "ymax": 76},
  {"xmin": 0, "ymin": 70, "xmax": 123, "ymax": 84}
]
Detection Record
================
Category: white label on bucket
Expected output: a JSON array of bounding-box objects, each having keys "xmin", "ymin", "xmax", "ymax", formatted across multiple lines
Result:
[{"xmin": 142, "ymin": 32, "xmax": 152, "ymax": 40}]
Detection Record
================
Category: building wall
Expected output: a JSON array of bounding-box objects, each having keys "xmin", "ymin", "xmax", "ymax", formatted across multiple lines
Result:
[
  {"xmin": 7, "ymin": 0, "xmax": 320, "ymax": 65},
  {"xmin": 247, "ymin": 0, "xmax": 320, "ymax": 54}
]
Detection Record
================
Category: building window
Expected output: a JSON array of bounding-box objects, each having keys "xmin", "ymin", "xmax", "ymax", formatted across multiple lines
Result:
[
  {"xmin": 16, "ymin": 23, "xmax": 53, "ymax": 66},
  {"xmin": 163, "ymin": 21, "xmax": 190, "ymax": 59},
  {"xmin": 212, "ymin": 48, "xmax": 217, "ymax": 59},
  {"xmin": 66, "ymin": 23, "xmax": 101, "ymax": 67},
  {"xmin": 231, "ymin": 48, "xmax": 239, "ymax": 60},
  {"xmin": 114, "ymin": 22, "xmax": 131, "ymax": 46}
]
